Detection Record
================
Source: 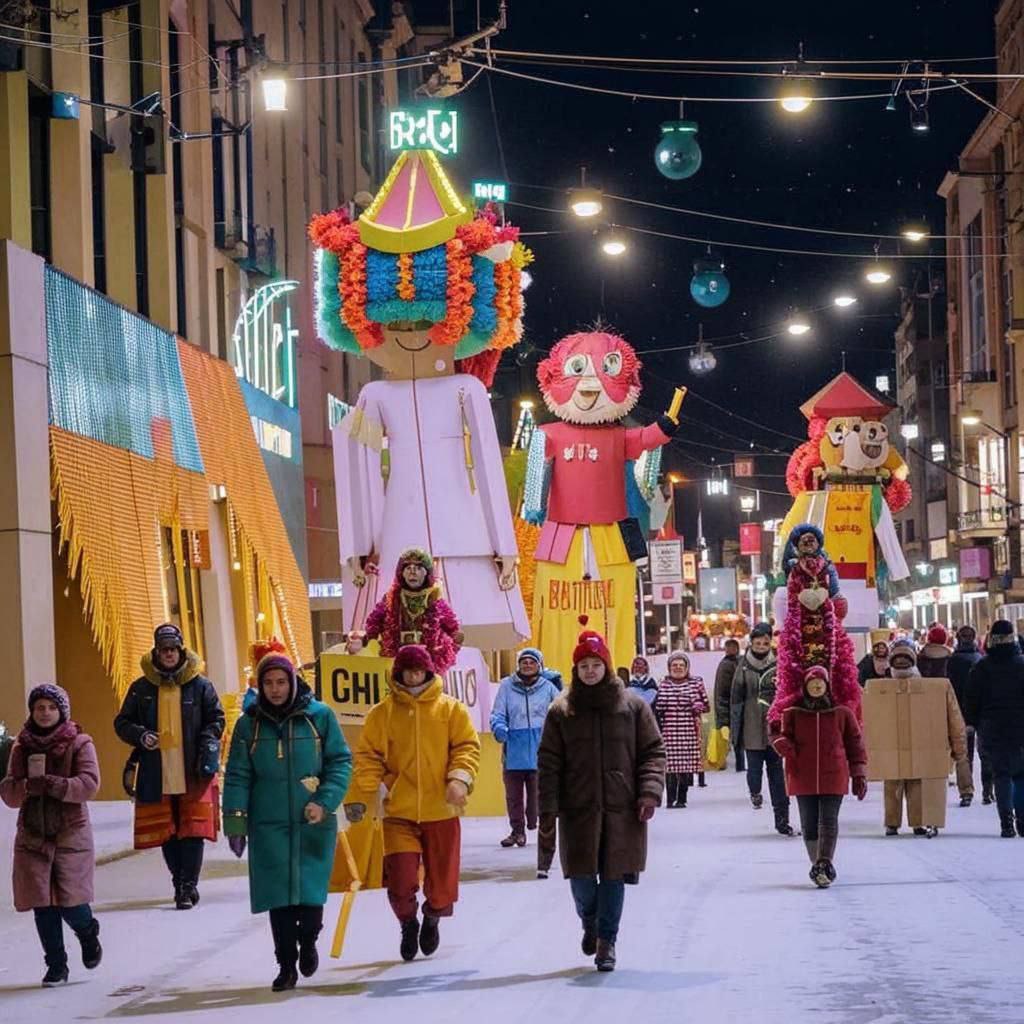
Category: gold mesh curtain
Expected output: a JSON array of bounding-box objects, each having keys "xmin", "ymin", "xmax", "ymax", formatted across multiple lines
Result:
[
  {"xmin": 50, "ymin": 428, "xmax": 210, "ymax": 699},
  {"xmin": 176, "ymin": 341, "xmax": 314, "ymax": 668}
]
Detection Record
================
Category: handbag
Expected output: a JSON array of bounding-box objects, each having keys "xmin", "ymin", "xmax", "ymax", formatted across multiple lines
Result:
[{"xmin": 705, "ymin": 727, "xmax": 729, "ymax": 771}]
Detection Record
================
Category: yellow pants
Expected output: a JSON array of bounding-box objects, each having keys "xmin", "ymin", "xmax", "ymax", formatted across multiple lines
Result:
[
  {"xmin": 532, "ymin": 524, "xmax": 637, "ymax": 680},
  {"xmin": 883, "ymin": 778, "xmax": 947, "ymax": 829}
]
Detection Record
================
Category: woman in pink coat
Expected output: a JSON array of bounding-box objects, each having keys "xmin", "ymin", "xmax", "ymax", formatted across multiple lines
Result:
[
  {"xmin": 653, "ymin": 652, "xmax": 710, "ymax": 808},
  {"xmin": 1, "ymin": 684, "xmax": 102, "ymax": 986}
]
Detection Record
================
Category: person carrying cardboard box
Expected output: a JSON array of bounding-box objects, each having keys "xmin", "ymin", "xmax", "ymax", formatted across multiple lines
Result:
[{"xmin": 864, "ymin": 638, "xmax": 968, "ymax": 838}]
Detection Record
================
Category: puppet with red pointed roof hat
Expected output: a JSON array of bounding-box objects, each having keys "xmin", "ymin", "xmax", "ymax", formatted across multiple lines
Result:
[
  {"xmin": 308, "ymin": 150, "xmax": 532, "ymax": 653},
  {"xmin": 776, "ymin": 372, "xmax": 912, "ymax": 631}
]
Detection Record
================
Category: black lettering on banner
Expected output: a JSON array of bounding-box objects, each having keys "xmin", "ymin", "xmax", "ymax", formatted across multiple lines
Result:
[
  {"xmin": 331, "ymin": 668, "xmax": 351, "ymax": 704},
  {"xmin": 463, "ymin": 668, "xmax": 477, "ymax": 709}
]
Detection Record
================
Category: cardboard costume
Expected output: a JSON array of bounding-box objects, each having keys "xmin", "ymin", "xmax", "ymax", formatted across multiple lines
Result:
[
  {"xmin": 777, "ymin": 373, "xmax": 911, "ymax": 629},
  {"xmin": 310, "ymin": 151, "xmax": 531, "ymax": 652},
  {"xmin": 522, "ymin": 330, "xmax": 685, "ymax": 675}
]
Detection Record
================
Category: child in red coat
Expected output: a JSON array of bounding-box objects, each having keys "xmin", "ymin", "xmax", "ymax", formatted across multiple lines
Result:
[{"xmin": 770, "ymin": 666, "xmax": 868, "ymax": 888}]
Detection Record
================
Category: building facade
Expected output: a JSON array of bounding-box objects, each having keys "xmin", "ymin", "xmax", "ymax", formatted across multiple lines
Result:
[
  {"xmin": 937, "ymin": 0, "xmax": 1024, "ymax": 632},
  {"xmin": 0, "ymin": 0, "xmax": 433, "ymax": 790}
]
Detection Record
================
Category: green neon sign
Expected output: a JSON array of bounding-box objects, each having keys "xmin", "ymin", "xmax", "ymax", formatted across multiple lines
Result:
[
  {"xmin": 231, "ymin": 280, "xmax": 299, "ymax": 408},
  {"xmin": 388, "ymin": 107, "xmax": 459, "ymax": 156},
  {"xmin": 472, "ymin": 180, "xmax": 509, "ymax": 203}
]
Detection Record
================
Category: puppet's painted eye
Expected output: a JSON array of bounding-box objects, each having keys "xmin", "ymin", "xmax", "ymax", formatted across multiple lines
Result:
[
  {"xmin": 602, "ymin": 351, "xmax": 623, "ymax": 376},
  {"xmin": 564, "ymin": 354, "xmax": 588, "ymax": 376}
]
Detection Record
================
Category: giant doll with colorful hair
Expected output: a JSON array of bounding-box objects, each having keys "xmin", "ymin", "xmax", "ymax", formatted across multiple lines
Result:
[
  {"xmin": 308, "ymin": 150, "xmax": 532, "ymax": 651},
  {"xmin": 522, "ymin": 329, "xmax": 686, "ymax": 676}
]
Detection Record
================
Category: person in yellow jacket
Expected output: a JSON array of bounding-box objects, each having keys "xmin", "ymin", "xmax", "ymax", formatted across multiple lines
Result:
[{"xmin": 344, "ymin": 644, "xmax": 480, "ymax": 962}]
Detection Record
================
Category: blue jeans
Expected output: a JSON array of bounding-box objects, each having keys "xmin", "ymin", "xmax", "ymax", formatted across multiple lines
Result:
[
  {"xmin": 569, "ymin": 876, "xmax": 626, "ymax": 942},
  {"xmin": 33, "ymin": 904, "xmax": 94, "ymax": 965}
]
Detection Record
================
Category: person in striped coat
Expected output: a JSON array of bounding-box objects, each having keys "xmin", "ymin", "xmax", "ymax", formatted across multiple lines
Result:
[{"xmin": 653, "ymin": 652, "xmax": 710, "ymax": 807}]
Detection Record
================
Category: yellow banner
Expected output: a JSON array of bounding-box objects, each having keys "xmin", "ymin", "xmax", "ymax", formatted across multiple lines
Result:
[
  {"xmin": 318, "ymin": 653, "xmax": 392, "ymax": 719},
  {"xmin": 823, "ymin": 489, "xmax": 875, "ymax": 581}
]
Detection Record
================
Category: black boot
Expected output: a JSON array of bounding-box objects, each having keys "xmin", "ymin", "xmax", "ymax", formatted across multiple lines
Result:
[
  {"xmin": 664, "ymin": 773, "xmax": 679, "ymax": 807},
  {"xmin": 774, "ymin": 809, "xmax": 797, "ymax": 837},
  {"xmin": 78, "ymin": 918, "xmax": 102, "ymax": 970},
  {"xmin": 400, "ymin": 917, "xmax": 420, "ymax": 961},
  {"xmin": 983, "ymin": 785, "xmax": 994, "ymax": 805},
  {"xmin": 419, "ymin": 915, "xmax": 440, "ymax": 956},
  {"xmin": 595, "ymin": 938, "xmax": 616, "ymax": 972},
  {"xmin": 272, "ymin": 964, "xmax": 298, "ymax": 992},
  {"xmin": 697, "ymin": 772, "xmax": 707, "ymax": 788},
  {"xmin": 42, "ymin": 956, "xmax": 69, "ymax": 987},
  {"xmin": 1001, "ymin": 813, "xmax": 1017, "ymax": 838},
  {"xmin": 1017, "ymin": 814, "xmax": 1024, "ymax": 838},
  {"xmin": 677, "ymin": 783, "xmax": 688, "ymax": 808},
  {"xmin": 297, "ymin": 907, "xmax": 322, "ymax": 978},
  {"xmin": 298, "ymin": 940, "xmax": 319, "ymax": 978},
  {"xmin": 174, "ymin": 884, "xmax": 194, "ymax": 910},
  {"xmin": 581, "ymin": 917, "xmax": 598, "ymax": 956},
  {"xmin": 810, "ymin": 859, "xmax": 833, "ymax": 889}
]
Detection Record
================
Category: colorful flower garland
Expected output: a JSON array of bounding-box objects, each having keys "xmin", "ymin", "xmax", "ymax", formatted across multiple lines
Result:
[{"xmin": 428, "ymin": 238, "xmax": 476, "ymax": 346}]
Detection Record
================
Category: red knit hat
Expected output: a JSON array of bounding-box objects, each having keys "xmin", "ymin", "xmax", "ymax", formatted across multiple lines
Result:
[
  {"xmin": 926, "ymin": 623, "xmax": 950, "ymax": 647},
  {"xmin": 572, "ymin": 616, "xmax": 612, "ymax": 667},
  {"xmin": 392, "ymin": 644, "xmax": 435, "ymax": 681}
]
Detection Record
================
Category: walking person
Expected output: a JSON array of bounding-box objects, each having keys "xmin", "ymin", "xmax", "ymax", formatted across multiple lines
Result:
[
  {"xmin": 730, "ymin": 623, "xmax": 796, "ymax": 835},
  {"xmin": 490, "ymin": 648, "xmax": 561, "ymax": 849},
  {"xmin": 653, "ymin": 651, "xmax": 710, "ymax": 808},
  {"xmin": 537, "ymin": 620, "xmax": 666, "ymax": 971},
  {"xmin": 857, "ymin": 630, "xmax": 892, "ymax": 688},
  {"xmin": 223, "ymin": 653, "xmax": 352, "ymax": 991},
  {"xmin": 770, "ymin": 667, "xmax": 868, "ymax": 888},
  {"xmin": 918, "ymin": 624, "xmax": 953, "ymax": 677},
  {"xmin": 114, "ymin": 624, "xmax": 225, "ymax": 908},
  {"xmin": 626, "ymin": 656, "xmax": 659, "ymax": 706},
  {"xmin": 965, "ymin": 620, "xmax": 1024, "ymax": 837},
  {"xmin": 713, "ymin": 639, "xmax": 743, "ymax": 771},
  {"xmin": 1, "ymin": 685, "xmax": 103, "ymax": 986},
  {"xmin": 344, "ymin": 645, "xmax": 480, "ymax": 961},
  {"xmin": 948, "ymin": 625, "xmax": 990, "ymax": 805}
]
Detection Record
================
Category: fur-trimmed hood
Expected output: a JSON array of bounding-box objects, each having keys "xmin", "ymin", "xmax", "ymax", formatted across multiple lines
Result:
[{"xmin": 140, "ymin": 648, "xmax": 202, "ymax": 687}]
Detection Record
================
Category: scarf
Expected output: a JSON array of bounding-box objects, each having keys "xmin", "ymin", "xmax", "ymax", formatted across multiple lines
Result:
[
  {"xmin": 399, "ymin": 583, "xmax": 438, "ymax": 625},
  {"xmin": 569, "ymin": 675, "xmax": 623, "ymax": 715},
  {"xmin": 745, "ymin": 650, "xmax": 773, "ymax": 671},
  {"xmin": 17, "ymin": 719, "xmax": 80, "ymax": 759},
  {"xmin": 393, "ymin": 678, "xmax": 432, "ymax": 698}
]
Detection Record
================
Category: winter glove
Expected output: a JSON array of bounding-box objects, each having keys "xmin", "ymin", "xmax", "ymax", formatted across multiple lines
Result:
[
  {"xmin": 852, "ymin": 776, "xmax": 868, "ymax": 801},
  {"xmin": 637, "ymin": 796, "xmax": 657, "ymax": 823},
  {"xmin": 445, "ymin": 779, "xmax": 469, "ymax": 809},
  {"xmin": 25, "ymin": 776, "xmax": 46, "ymax": 796},
  {"xmin": 492, "ymin": 724, "xmax": 509, "ymax": 743},
  {"xmin": 140, "ymin": 731, "xmax": 160, "ymax": 751},
  {"xmin": 44, "ymin": 775, "xmax": 67, "ymax": 798},
  {"xmin": 344, "ymin": 803, "xmax": 366, "ymax": 824},
  {"xmin": 228, "ymin": 834, "xmax": 247, "ymax": 858}
]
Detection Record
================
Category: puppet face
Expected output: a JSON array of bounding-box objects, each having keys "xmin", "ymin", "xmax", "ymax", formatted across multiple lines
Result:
[
  {"xmin": 364, "ymin": 325, "xmax": 455, "ymax": 380},
  {"xmin": 537, "ymin": 331, "xmax": 642, "ymax": 425},
  {"xmin": 855, "ymin": 420, "xmax": 890, "ymax": 467},
  {"xmin": 797, "ymin": 532, "xmax": 821, "ymax": 556}
]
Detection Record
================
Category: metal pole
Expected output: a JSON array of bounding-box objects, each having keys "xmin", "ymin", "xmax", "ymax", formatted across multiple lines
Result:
[
  {"xmin": 665, "ymin": 602, "xmax": 671, "ymax": 654},
  {"xmin": 637, "ymin": 567, "xmax": 647, "ymax": 655}
]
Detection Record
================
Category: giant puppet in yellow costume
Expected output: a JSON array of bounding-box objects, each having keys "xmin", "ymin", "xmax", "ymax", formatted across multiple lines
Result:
[{"xmin": 778, "ymin": 373, "xmax": 911, "ymax": 629}]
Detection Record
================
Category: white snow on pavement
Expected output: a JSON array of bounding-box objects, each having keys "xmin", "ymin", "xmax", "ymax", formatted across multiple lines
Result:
[{"xmin": 0, "ymin": 771, "xmax": 1021, "ymax": 1023}]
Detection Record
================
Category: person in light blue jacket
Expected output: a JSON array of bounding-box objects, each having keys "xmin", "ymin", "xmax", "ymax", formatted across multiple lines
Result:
[{"xmin": 490, "ymin": 648, "xmax": 561, "ymax": 849}]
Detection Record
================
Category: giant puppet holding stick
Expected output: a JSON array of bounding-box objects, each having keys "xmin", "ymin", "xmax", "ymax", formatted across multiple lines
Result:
[{"xmin": 523, "ymin": 329, "xmax": 685, "ymax": 676}]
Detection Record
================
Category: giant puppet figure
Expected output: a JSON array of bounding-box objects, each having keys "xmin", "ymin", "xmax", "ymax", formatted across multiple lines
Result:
[
  {"xmin": 308, "ymin": 150, "xmax": 531, "ymax": 651},
  {"xmin": 776, "ymin": 372, "xmax": 912, "ymax": 629},
  {"xmin": 523, "ymin": 329, "xmax": 685, "ymax": 675}
]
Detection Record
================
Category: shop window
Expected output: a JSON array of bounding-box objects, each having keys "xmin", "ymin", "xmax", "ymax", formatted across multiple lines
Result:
[
  {"xmin": 27, "ymin": 86, "xmax": 51, "ymax": 262},
  {"xmin": 965, "ymin": 215, "xmax": 987, "ymax": 377},
  {"xmin": 160, "ymin": 525, "xmax": 207, "ymax": 661}
]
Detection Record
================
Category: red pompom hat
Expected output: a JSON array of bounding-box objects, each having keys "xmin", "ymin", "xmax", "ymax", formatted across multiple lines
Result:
[
  {"xmin": 392, "ymin": 644, "xmax": 436, "ymax": 682},
  {"xmin": 572, "ymin": 616, "xmax": 612, "ymax": 667},
  {"xmin": 926, "ymin": 623, "xmax": 950, "ymax": 647}
]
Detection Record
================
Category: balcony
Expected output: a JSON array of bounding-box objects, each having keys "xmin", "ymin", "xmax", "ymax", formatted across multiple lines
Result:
[{"xmin": 956, "ymin": 506, "xmax": 1009, "ymax": 538}]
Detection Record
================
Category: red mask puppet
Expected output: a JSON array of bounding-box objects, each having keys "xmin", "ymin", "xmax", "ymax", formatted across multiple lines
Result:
[{"xmin": 537, "ymin": 331, "xmax": 643, "ymax": 425}]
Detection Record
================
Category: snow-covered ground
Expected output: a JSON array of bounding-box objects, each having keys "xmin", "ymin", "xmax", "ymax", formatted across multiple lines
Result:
[{"xmin": 1, "ymin": 769, "xmax": 1021, "ymax": 1023}]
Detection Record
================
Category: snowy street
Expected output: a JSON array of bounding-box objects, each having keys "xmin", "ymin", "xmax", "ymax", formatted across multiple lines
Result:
[{"xmin": 1, "ymin": 770, "xmax": 1022, "ymax": 1024}]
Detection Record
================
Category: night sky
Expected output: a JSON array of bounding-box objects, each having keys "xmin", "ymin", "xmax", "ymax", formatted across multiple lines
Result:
[{"xmin": 446, "ymin": 0, "xmax": 999, "ymax": 543}]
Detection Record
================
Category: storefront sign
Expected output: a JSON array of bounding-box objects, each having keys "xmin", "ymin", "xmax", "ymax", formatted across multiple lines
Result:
[
  {"xmin": 472, "ymin": 180, "xmax": 509, "ymax": 203},
  {"xmin": 231, "ymin": 280, "xmax": 299, "ymax": 408},
  {"xmin": 682, "ymin": 551, "xmax": 698, "ymax": 585},
  {"xmin": 938, "ymin": 566, "xmax": 958, "ymax": 586},
  {"xmin": 652, "ymin": 582, "xmax": 684, "ymax": 605},
  {"xmin": 308, "ymin": 581, "xmax": 343, "ymax": 599},
  {"xmin": 388, "ymin": 107, "xmax": 459, "ymax": 156},
  {"xmin": 734, "ymin": 456, "xmax": 755, "ymax": 478},
  {"xmin": 959, "ymin": 546, "xmax": 992, "ymax": 581},
  {"xmin": 251, "ymin": 416, "xmax": 293, "ymax": 458},
  {"xmin": 649, "ymin": 539, "xmax": 683, "ymax": 584},
  {"xmin": 739, "ymin": 522, "xmax": 762, "ymax": 556}
]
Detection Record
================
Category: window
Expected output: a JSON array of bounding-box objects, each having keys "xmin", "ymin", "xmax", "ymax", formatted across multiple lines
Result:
[
  {"xmin": 129, "ymin": 7, "xmax": 149, "ymax": 314},
  {"xmin": 965, "ymin": 214, "xmax": 987, "ymax": 376},
  {"xmin": 90, "ymin": 136, "xmax": 107, "ymax": 294},
  {"xmin": 160, "ymin": 526, "xmax": 207, "ymax": 662},
  {"xmin": 215, "ymin": 268, "xmax": 227, "ymax": 360},
  {"xmin": 27, "ymin": 87, "xmax": 51, "ymax": 262},
  {"xmin": 358, "ymin": 50, "xmax": 371, "ymax": 175},
  {"xmin": 998, "ymin": 178, "xmax": 1017, "ymax": 408},
  {"xmin": 169, "ymin": 21, "xmax": 186, "ymax": 336}
]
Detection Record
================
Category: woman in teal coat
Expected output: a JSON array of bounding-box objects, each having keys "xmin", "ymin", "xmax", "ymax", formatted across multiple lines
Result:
[{"xmin": 223, "ymin": 653, "xmax": 352, "ymax": 992}]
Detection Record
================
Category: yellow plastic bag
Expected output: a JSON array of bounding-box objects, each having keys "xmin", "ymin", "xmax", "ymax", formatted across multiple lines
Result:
[{"xmin": 705, "ymin": 727, "xmax": 728, "ymax": 771}]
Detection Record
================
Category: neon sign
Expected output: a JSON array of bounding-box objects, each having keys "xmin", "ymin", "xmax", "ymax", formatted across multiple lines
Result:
[
  {"xmin": 231, "ymin": 280, "xmax": 299, "ymax": 408},
  {"xmin": 472, "ymin": 180, "xmax": 508, "ymax": 203},
  {"xmin": 388, "ymin": 108, "xmax": 459, "ymax": 156}
]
